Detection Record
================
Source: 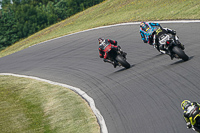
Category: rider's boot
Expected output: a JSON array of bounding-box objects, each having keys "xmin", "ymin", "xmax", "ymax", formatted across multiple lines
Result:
[
  {"xmin": 113, "ymin": 61, "xmax": 118, "ymax": 68},
  {"xmin": 160, "ymin": 49, "xmax": 174, "ymax": 60},
  {"xmin": 168, "ymin": 51, "xmax": 174, "ymax": 60},
  {"xmin": 104, "ymin": 59, "xmax": 118, "ymax": 68},
  {"xmin": 159, "ymin": 46, "xmax": 168, "ymax": 54},
  {"xmin": 170, "ymin": 55, "xmax": 174, "ymax": 60},
  {"xmin": 160, "ymin": 50, "xmax": 167, "ymax": 54}
]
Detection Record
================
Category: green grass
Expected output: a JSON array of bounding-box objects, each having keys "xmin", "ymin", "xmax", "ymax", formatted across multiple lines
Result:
[
  {"xmin": 0, "ymin": 0, "xmax": 199, "ymax": 58},
  {"xmin": 0, "ymin": 75, "xmax": 100, "ymax": 133}
]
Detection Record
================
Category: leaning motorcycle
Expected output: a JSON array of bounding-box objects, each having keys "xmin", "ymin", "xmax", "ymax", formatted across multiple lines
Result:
[
  {"xmin": 187, "ymin": 105, "xmax": 200, "ymax": 132},
  {"xmin": 107, "ymin": 47, "xmax": 130, "ymax": 69},
  {"xmin": 156, "ymin": 33, "xmax": 189, "ymax": 61}
]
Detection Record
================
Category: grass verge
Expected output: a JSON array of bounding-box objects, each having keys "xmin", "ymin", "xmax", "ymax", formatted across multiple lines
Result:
[
  {"xmin": 0, "ymin": 0, "xmax": 199, "ymax": 58},
  {"xmin": 0, "ymin": 75, "xmax": 100, "ymax": 133}
]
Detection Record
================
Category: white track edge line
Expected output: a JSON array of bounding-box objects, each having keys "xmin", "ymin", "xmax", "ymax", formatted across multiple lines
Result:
[
  {"xmin": 0, "ymin": 73, "xmax": 108, "ymax": 133},
  {"xmin": 30, "ymin": 20, "xmax": 200, "ymax": 47}
]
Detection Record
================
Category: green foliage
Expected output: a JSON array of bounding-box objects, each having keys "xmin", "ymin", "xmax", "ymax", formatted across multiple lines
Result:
[
  {"xmin": 0, "ymin": 0, "xmax": 104, "ymax": 50},
  {"xmin": 0, "ymin": 6, "xmax": 18, "ymax": 49}
]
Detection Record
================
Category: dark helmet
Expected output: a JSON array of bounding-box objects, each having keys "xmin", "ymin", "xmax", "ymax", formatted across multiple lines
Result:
[
  {"xmin": 98, "ymin": 38, "xmax": 105, "ymax": 45},
  {"xmin": 181, "ymin": 100, "xmax": 192, "ymax": 110}
]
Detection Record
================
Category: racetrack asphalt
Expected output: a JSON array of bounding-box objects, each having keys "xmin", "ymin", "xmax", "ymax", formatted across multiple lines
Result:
[{"xmin": 0, "ymin": 21, "xmax": 200, "ymax": 133}]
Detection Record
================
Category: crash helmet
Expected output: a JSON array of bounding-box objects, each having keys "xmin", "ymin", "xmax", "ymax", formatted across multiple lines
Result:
[
  {"xmin": 98, "ymin": 38, "xmax": 105, "ymax": 45},
  {"xmin": 140, "ymin": 22, "xmax": 146, "ymax": 27},
  {"xmin": 181, "ymin": 100, "xmax": 192, "ymax": 110},
  {"xmin": 140, "ymin": 21, "xmax": 150, "ymax": 30}
]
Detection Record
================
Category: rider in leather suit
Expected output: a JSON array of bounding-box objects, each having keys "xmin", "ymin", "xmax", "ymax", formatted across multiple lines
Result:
[
  {"xmin": 98, "ymin": 38, "xmax": 126, "ymax": 68},
  {"xmin": 181, "ymin": 100, "xmax": 200, "ymax": 132},
  {"xmin": 139, "ymin": 21, "xmax": 161, "ymax": 45},
  {"xmin": 151, "ymin": 27, "xmax": 184, "ymax": 59}
]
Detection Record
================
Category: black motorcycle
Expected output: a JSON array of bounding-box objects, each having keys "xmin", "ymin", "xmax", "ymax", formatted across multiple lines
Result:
[
  {"xmin": 192, "ymin": 116, "xmax": 200, "ymax": 133},
  {"xmin": 185, "ymin": 105, "xmax": 200, "ymax": 132},
  {"xmin": 107, "ymin": 47, "xmax": 130, "ymax": 69},
  {"xmin": 156, "ymin": 33, "xmax": 189, "ymax": 61}
]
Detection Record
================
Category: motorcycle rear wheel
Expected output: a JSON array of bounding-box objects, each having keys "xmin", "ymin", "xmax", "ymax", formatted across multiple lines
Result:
[
  {"xmin": 115, "ymin": 55, "xmax": 130, "ymax": 69},
  {"xmin": 172, "ymin": 46, "xmax": 189, "ymax": 61}
]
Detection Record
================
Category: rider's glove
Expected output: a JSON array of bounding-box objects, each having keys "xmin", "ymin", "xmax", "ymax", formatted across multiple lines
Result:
[
  {"xmin": 117, "ymin": 46, "xmax": 121, "ymax": 51},
  {"xmin": 171, "ymin": 30, "xmax": 176, "ymax": 35},
  {"xmin": 186, "ymin": 122, "xmax": 192, "ymax": 129}
]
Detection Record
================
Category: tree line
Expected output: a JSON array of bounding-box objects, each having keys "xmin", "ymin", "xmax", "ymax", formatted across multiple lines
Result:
[{"xmin": 0, "ymin": 0, "xmax": 104, "ymax": 51}]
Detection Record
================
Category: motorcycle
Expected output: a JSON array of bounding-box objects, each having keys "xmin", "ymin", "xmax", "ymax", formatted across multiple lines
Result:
[
  {"xmin": 107, "ymin": 46, "xmax": 130, "ymax": 69},
  {"xmin": 155, "ymin": 33, "xmax": 189, "ymax": 61},
  {"xmin": 186, "ymin": 105, "xmax": 200, "ymax": 132}
]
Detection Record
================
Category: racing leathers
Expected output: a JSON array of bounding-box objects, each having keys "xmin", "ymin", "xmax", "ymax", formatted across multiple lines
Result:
[
  {"xmin": 152, "ymin": 27, "xmax": 176, "ymax": 51},
  {"xmin": 139, "ymin": 22, "xmax": 161, "ymax": 45},
  {"xmin": 151, "ymin": 27, "xmax": 184, "ymax": 59},
  {"xmin": 183, "ymin": 102, "xmax": 200, "ymax": 132},
  {"xmin": 99, "ymin": 39, "xmax": 119, "ymax": 68}
]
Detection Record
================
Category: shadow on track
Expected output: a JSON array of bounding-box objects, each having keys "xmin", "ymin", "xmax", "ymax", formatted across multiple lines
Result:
[
  {"xmin": 170, "ymin": 56, "xmax": 193, "ymax": 65},
  {"xmin": 114, "ymin": 64, "xmax": 135, "ymax": 73},
  {"xmin": 112, "ymin": 53, "xmax": 163, "ymax": 73}
]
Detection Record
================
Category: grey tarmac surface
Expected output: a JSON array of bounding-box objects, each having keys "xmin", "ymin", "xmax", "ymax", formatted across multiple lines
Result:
[{"xmin": 0, "ymin": 22, "xmax": 200, "ymax": 133}]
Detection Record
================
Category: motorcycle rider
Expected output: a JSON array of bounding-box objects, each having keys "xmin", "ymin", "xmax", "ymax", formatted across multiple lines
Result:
[
  {"xmin": 139, "ymin": 21, "xmax": 161, "ymax": 45},
  {"xmin": 181, "ymin": 100, "xmax": 200, "ymax": 132},
  {"xmin": 98, "ymin": 38, "xmax": 126, "ymax": 68},
  {"xmin": 151, "ymin": 27, "xmax": 184, "ymax": 59}
]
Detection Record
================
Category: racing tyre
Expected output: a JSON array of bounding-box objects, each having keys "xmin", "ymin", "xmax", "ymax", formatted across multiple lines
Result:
[
  {"xmin": 172, "ymin": 46, "xmax": 189, "ymax": 61},
  {"xmin": 115, "ymin": 55, "xmax": 130, "ymax": 69}
]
